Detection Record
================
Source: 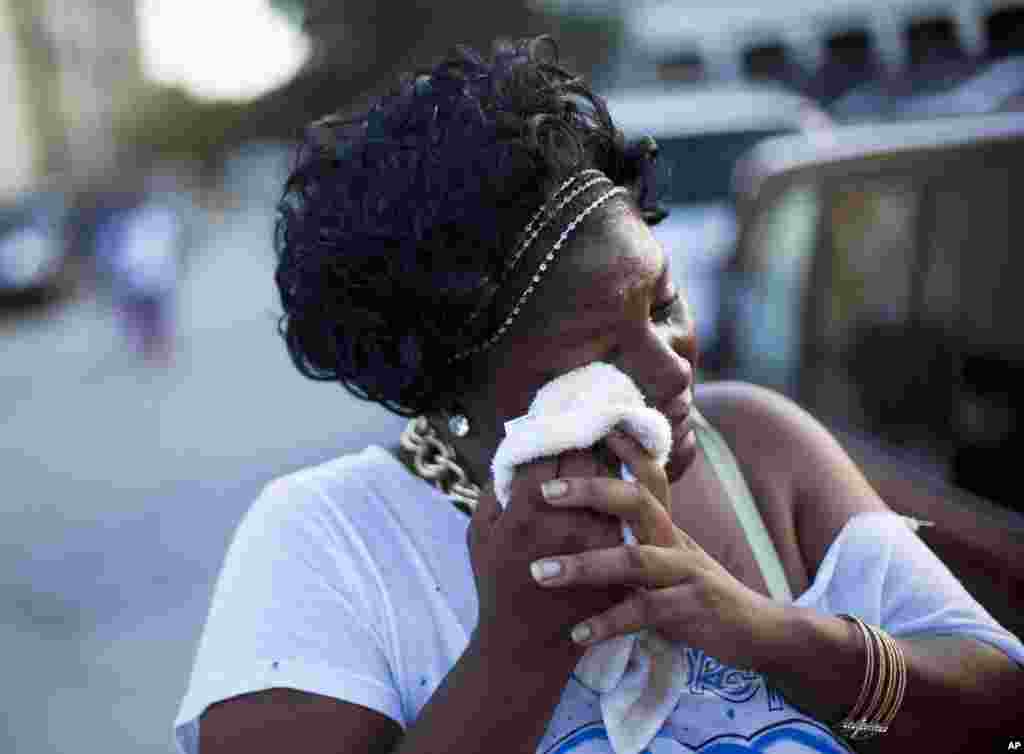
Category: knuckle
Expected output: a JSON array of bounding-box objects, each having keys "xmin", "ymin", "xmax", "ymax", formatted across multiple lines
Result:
[
  {"xmin": 599, "ymin": 522, "xmax": 624, "ymax": 549},
  {"xmin": 622, "ymin": 543, "xmax": 650, "ymax": 574},
  {"xmin": 509, "ymin": 516, "xmax": 535, "ymax": 542},
  {"xmin": 574, "ymin": 475, "xmax": 599, "ymax": 501},
  {"xmin": 631, "ymin": 589, "xmax": 658, "ymax": 625},
  {"xmin": 560, "ymin": 529, "xmax": 589, "ymax": 554},
  {"xmin": 583, "ymin": 513, "xmax": 622, "ymax": 551},
  {"xmin": 568, "ymin": 554, "xmax": 590, "ymax": 582},
  {"xmin": 511, "ymin": 458, "xmax": 557, "ymax": 498},
  {"xmin": 632, "ymin": 482, "xmax": 654, "ymax": 511}
]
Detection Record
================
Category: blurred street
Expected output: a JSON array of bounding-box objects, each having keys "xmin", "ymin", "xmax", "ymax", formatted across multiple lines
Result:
[{"xmin": 0, "ymin": 198, "xmax": 405, "ymax": 754}]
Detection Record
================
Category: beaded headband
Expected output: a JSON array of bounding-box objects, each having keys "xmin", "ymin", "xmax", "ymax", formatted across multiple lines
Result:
[{"xmin": 449, "ymin": 169, "xmax": 629, "ymax": 363}]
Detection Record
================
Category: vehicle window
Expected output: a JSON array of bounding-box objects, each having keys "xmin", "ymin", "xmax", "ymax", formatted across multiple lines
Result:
[
  {"xmin": 729, "ymin": 144, "xmax": 1023, "ymax": 506},
  {"xmin": 927, "ymin": 164, "xmax": 1022, "ymax": 504},
  {"xmin": 732, "ymin": 183, "xmax": 819, "ymax": 393},
  {"xmin": 802, "ymin": 180, "xmax": 946, "ymax": 459},
  {"xmin": 819, "ymin": 181, "xmax": 919, "ymax": 347},
  {"xmin": 656, "ymin": 130, "xmax": 791, "ymax": 205},
  {"xmin": 928, "ymin": 164, "xmax": 1020, "ymax": 355}
]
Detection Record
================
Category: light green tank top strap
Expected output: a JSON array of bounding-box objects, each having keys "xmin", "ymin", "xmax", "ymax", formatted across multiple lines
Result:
[{"xmin": 690, "ymin": 407, "xmax": 794, "ymax": 603}]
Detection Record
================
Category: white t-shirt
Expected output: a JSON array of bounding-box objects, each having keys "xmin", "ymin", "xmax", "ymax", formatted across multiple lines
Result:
[{"xmin": 173, "ymin": 445, "xmax": 1024, "ymax": 754}]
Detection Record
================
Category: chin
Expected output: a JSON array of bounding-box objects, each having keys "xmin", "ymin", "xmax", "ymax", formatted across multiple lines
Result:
[{"xmin": 664, "ymin": 426, "xmax": 699, "ymax": 484}]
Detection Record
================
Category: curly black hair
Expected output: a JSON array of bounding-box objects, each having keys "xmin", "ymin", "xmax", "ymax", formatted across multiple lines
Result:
[{"xmin": 274, "ymin": 35, "xmax": 669, "ymax": 418}]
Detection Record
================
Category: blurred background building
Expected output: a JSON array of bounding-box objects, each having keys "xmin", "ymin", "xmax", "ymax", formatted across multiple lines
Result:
[
  {"xmin": 1, "ymin": 1, "xmax": 1022, "ymax": 752},
  {"xmin": 3, "ymin": 0, "xmax": 146, "ymax": 189},
  {"xmin": 0, "ymin": 3, "xmax": 39, "ymax": 200}
]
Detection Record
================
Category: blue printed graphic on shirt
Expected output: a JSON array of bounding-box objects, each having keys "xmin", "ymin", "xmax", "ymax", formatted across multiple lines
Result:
[
  {"xmin": 543, "ymin": 648, "xmax": 852, "ymax": 754},
  {"xmin": 545, "ymin": 720, "xmax": 850, "ymax": 753}
]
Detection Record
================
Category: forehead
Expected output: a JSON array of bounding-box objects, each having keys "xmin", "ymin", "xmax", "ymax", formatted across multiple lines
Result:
[{"xmin": 526, "ymin": 202, "xmax": 666, "ymax": 333}]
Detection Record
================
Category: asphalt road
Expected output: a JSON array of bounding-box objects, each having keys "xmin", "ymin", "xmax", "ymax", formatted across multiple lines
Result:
[{"xmin": 0, "ymin": 198, "xmax": 406, "ymax": 754}]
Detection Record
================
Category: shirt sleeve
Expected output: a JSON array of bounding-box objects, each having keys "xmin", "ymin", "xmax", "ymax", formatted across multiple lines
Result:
[
  {"xmin": 795, "ymin": 511, "xmax": 1024, "ymax": 670},
  {"xmin": 173, "ymin": 474, "xmax": 405, "ymax": 754}
]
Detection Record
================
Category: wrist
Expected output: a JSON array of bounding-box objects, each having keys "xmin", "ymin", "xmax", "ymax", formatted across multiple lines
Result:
[
  {"xmin": 747, "ymin": 605, "xmax": 867, "ymax": 726},
  {"xmin": 742, "ymin": 598, "xmax": 803, "ymax": 675},
  {"xmin": 470, "ymin": 625, "xmax": 584, "ymax": 676}
]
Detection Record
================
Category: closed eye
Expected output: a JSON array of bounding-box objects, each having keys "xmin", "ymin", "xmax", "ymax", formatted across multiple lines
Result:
[{"xmin": 650, "ymin": 292, "xmax": 680, "ymax": 324}]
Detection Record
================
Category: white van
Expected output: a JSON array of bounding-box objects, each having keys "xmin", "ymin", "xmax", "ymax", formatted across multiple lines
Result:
[{"xmin": 616, "ymin": 0, "xmax": 1017, "ymax": 85}]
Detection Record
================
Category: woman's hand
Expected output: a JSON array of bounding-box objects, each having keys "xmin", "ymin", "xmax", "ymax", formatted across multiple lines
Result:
[
  {"xmin": 528, "ymin": 428, "xmax": 785, "ymax": 671},
  {"xmin": 468, "ymin": 446, "xmax": 635, "ymax": 665}
]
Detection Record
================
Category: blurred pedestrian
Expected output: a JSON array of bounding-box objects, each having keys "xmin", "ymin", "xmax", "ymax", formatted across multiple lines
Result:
[{"xmin": 94, "ymin": 193, "xmax": 181, "ymax": 365}]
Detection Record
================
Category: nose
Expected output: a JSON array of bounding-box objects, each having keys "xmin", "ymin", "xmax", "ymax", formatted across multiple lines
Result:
[{"xmin": 616, "ymin": 327, "xmax": 693, "ymax": 412}]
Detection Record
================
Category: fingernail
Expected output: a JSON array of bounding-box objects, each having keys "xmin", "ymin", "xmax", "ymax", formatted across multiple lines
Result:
[
  {"xmin": 530, "ymin": 559, "xmax": 562, "ymax": 582},
  {"xmin": 571, "ymin": 623, "xmax": 593, "ymax": 644},
  {"xmin": 541, "ymin": 479, "xmax": 568, "ymax": 500}
]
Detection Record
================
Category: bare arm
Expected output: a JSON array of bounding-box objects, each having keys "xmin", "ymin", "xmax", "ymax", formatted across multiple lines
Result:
[
  {"xmin": 200, "ymin": 689, "xmax": 402, "ymax": 754},
  {"xmin": 705, "ymin": 381, "xmax": 1024, "ymax": 750},
  {"xmin": 391, "ymin": 631, "xmax": 584, "ymax": 754},
  {"xmin": 199, "ymin": 631, "xmax": 583, "ymax": 754}
]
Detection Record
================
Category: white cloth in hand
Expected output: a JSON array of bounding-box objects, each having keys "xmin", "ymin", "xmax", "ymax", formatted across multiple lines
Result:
[{"xmin": 491, "ymin": 361, "xmax": 680, "ymax": 754}]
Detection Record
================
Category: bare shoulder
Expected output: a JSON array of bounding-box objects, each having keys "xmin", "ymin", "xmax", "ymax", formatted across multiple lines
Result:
[
  {"xmin": 200, "ymin": 688, "xmax": 403, "ymax": 754},
  {"xmin": 695, "ymin": 380, "xmax": 890, "ymax": 578}
]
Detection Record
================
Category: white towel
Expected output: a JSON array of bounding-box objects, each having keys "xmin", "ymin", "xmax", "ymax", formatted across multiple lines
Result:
[
  {"xmin": 491, "ymin": 361, "xmax": 681, "ymax": 754},
  {"xmin": 492, "ymin": 362, "xmax": 672, "ymax": 509}
]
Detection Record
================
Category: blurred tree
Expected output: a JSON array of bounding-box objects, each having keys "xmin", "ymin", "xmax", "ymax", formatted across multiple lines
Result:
[
  {"xmin": 224, "ymin": 0, "xmax": 624, "ymax": 147},
  {"xmin": 106, "ymin": 0, "xmax": 626, "ymax": 175},
  {"xmin": 3, "ymin": 0, "xmax": 629, "ymax": 222},
  {"xmin": 113, "ymin": 85, "xmax": 251, "ymax": 170}
]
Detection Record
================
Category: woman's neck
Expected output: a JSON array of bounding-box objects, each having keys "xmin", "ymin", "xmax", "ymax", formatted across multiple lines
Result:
[{"xmin": 389, "ymin": 438, "xmax": 495, "ymax": 501}]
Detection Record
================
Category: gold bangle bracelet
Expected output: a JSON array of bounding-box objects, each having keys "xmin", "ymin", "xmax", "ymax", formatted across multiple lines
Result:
[
  {"xmin": 891, "ymin": 651, "xmax": 907, "ymax": 728},
  {"xmin": 879, "ymin": 628, "xmax": 906, "ymax": 728},
  {"xmin": 874, "ymin": 629, "xmax": 897, "ymax": 723},
  {"xmin": 868, "ymin": 625, "xmax": 897, "ymax": 726},
  {"xmin": 836, "ymin": 615, "xmax": 885, "ymax": 740},
  {"xmin": 878, "ymin": 630, "xmax": 907, "ymax": 729},
  {"xmin": 838, "ymin": 615, "xmax": 875, "ymax": 723},
  {"xmin": 835, "ymin": 617, "xmax": 902, "ymax": 741},
  {"xmin": 858, "ymin": 623, "xmax": 890, "ymax": 727},
  {"xmin": 853, "ymin": 623, "xmax": 907, "ymax": 738}
]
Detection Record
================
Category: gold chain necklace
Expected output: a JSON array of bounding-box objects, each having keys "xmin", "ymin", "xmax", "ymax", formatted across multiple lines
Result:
[{"xmin": 399, "ymin": 417, "xmax": 480, "ymax": 517}]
